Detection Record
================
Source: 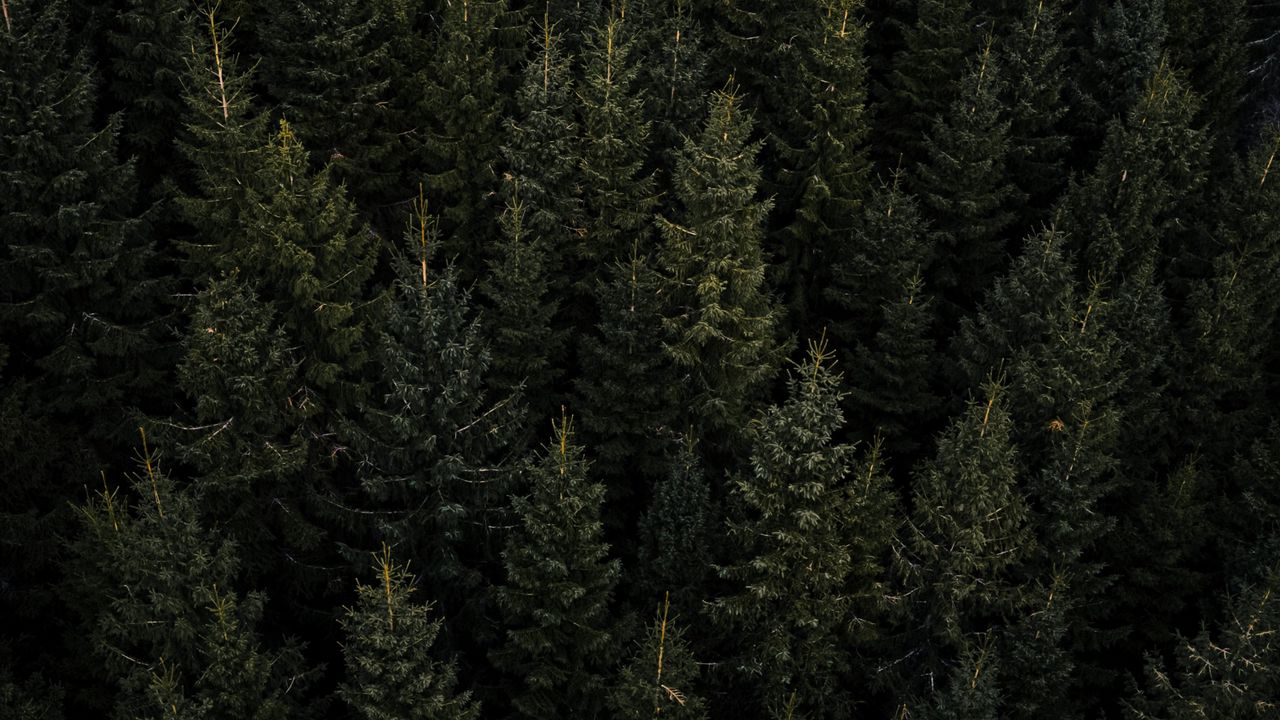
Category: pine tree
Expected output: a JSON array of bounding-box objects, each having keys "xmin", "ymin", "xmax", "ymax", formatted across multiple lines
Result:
[
  {"xmin": 875, "ymin": 0, "xmax": 976, "ymax": 169},
  {"xmin": 0, "ymin": 1, "xmax": 166, "ymax": 683},
  {"xmin": 257, "ymin": 0, "xmax": 407, "ymax": 211},
  {"xmin": 891, "ymin": 382, "xmax": 1034, "ymax": 694},
  {"xmin": 339, "ymin": 545, "xmax": 480, "ymax": 720},
  {"xmin": 576, "ymin": 248, "xmax": 680, "ymax": 556},
  {"xmin": 610, "ymin": 594, "xmax": 707, "ymax": 720},
  {"xmin": 73, "ymin": 432, "xmax": 305, "ymax": 720},
  {"xmin": 1124, "ymin": 563, "xmax": 1280, "ymax": 720},
  {"xmin": 914, "ymin": 37, "xmax": 1018, "ymax": 313},
  {"xmin": 658, "ymin": 85, "xmax": 784, "ymax": 443},
  {"xmin": 481, "ymin": 179, "xmax": 566, "ymax": 434},
  {"xmin": 491, "ymin": 414, "xmax": 621, "ymax": 720},
  {"xmin": 711, "ymin": 337, "xmax": 897, "ymax": 720},
  {"xmin": 577, "ymin": 11, "xmax": 658, "ymax": 291},
  {"xmin": 106, "ymin": 0, "xmax": 196, "ymax": 188},
  {"xmin": 774, "ymin": 0, "xmax": 873, "ymax": 336},
  {"xmin": 351, "ymin": 197, "xmax": 521, "ymax": 623},
  {"xmin": 423, "ymin": 0, "xmax": 509, "ymax": 279},
  {"xmin": 501, "ymin": 14, "xmax": 582, "ymax": 301},
  {"xmin": 848, "ymin": 273, "xmax": 941, "ymax": 460},
  {"xmin": 1002, "ymin": 0, "xmax": 1069, "ymax": 231},
  {"xmin": 1071, "ymin": 0, "xmax": 1167, "ymax": 145}
]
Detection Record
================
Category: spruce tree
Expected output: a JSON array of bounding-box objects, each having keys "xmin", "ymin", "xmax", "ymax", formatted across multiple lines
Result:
[
  {"xmin": 339, "ymin": 545, "xmax": 479, "ymax": 720},
  {"xmin": 1072, "ymin": 0, "xmax": 1167, "ymax": 146},
  {"xmin": 711, "ymin": 337, "xmax": 897, "ymax": 720},
  {"xmin": 73, "ymin": 432, "xmax": 305, "ymax": 720},
  {"xmin": 632, "ymin": 0, "xmax": 709, "ymax": 170},
  {"xmin": 577, "ymin": 11, "xmax": 658, "ymax": 294},
  {"xmin": 610, "ymin": 594, "xmax": 707, "ymax": 720},
  {"xmin": 576, "ymin": 248, "xmax": 680, "ymax": 556},
  {"xmin": 914, "ymin": 38, "xmax": 1018, "ymax": 313},
  {"xmin": 1124, "ymin": 563, "xmax": 1280, "ymax": 720},
  {"xmin": 658, "ymin": 85, "xmax": 784, "ymax": 444},
  {"xmin": 491, "ymin": 414, "xmax": 621, "ymax": 720},
  {"xmin": 637, "ymin": 432, "xmax": 713, "ymax": 607},
  {"xmin": 0, "ymin": 1, "xmax": 166, "ymax": 682},
  {"xmin": 1003, "ymin": 0, "xmax": 1069, "ymax": 231},
  {"xmin": 423, "ymin": 0, "xmax": 509, "ymax": 278},
  {"xmin": 481, "ymin": 180, "xmax": 566, "ymax": 435},
  {"xmin": 891, "ymin": 382, "xmax": 1034, "ymax": 694},
  {"xmin": 875, "ymin": 0, "xmax": 975, "ymax": 169},
  {"xmin": 257, "ymin": 0, "xmax": 406, "ymax": 211},
  {"xmin": 351, "ymin": 198, "xmax": 521, "ymax": 624},
  {"xmin": 774, "ymin": 0, "xmax": 873, "ymax": 336}
]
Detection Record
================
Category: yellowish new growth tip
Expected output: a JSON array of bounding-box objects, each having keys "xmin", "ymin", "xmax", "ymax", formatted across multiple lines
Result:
[
  {"xmin": 654, "ymin": 591, "xmax": 670, "ymax": 715},
  {"xmin": 808, "ymin": 328, "xmax": 830, "ymax": 384},
  {"xmin": 1261, "ymin": 143, "xmax": 1277, "ymax": 189},
  {"xmin": 139, "ymin": 427, "xmax": 164, "ymax": 519},
  {"xmin": 979, "ymin": 385, "xmax": 998, "ymax": 437},
  {"xmin": 380, "ymin": 541, "xmax": 396, "ymax": 631},
  {"xmin": 2, "ymin": 0, "xmax": 11, "ymax": 33},
  {"xmin": 100, "ymin": 472, "xmax": 121, "ymax": 532},
  {"xmin": 784, "ymin": 691, "xmax": 798, "ymax": 720},
  {"xmin": 205, "ymin": 4, "xmax": 230, "ymax": 121},
  {"xmin": 417, "ymin": 182, "xmax": 429, "ymax": 288},
  {"xmin": 543, "ymin": 5, "xmax": 552, "ymax": 93},
  {"xmin": 556, "ymin": 406, "xmax": 572, "ymax": 476}
]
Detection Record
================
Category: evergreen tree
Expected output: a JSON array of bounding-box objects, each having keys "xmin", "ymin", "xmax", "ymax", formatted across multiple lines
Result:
[
  {"xmin": 848, "ymin": 273, "xmax": 940, "ymax": 460},
  {"xmin": 891, "ymin": 382, "xmax": 1034, "ymax": 694},
  {"xmin": 1124, "ymin": 563, "xmax": 1280, "ymax": 720},
  {"xmin": 577, "ymin": 11, "xmax": 658, "ymax": 296},
  {"xmin": 576, "ymin": 248, "xmax": 680, "ymax": 557},
  {"xmin": 257, "ymin": 0, "xmax": 407, "ymax": 211},
  {"xmin": 73, "ymin": 432, "xmax": 305, "ymax": 720},
  {"xmin": 501, "ymin": 15, "xmax": 582, "ymax": 302},
  {"xmin": 1071, "ymin": 0, "xmax": 1167, "ymax": 146},
  {"xmin": 911, "ymin": 639, "xmax": 1003, "ymax": 720},
  {"xmin": 774, "ymin": 0, "xmax": 873, "ymax": 336},
  {"xmin": 826, "ymin": 173, "xmax": 932, "ymax": 353},
  {"xmin": 610, "ymin": 594, "xmax": 707, "ymax": 720},
  {"xmin": 423, "ymin": 0, "xmax": 509, "ymax": 279},
  {"xmin": 875, "ymin": 0, "xmax": 975, "ymax": 169},
  {"xmin": 637, "ymin": 433, "xmax": 713, "ymax": 607},
  {"xmin": 632, "ymin": 0, "xmax": 709, "ymax": 170},
  {"xmin": 339, "ymin": 545, "xmax": 480, "ymax": 720},
  {"xmin": 491, "ymin": 414, "xmax": 621, "ymax": 720},
  {"xmin": 0, "ymin": 673, "xmax": 64, "ymax": 720},
  {"xmin": 914, "ymin": 38, "xmax": 1018, "ymax": 312},
  {"xmin": 107, "ymin": 0, "xmax": 196, "ymax": 188},
  {"xmin": 0, "ymin": 1, "xmax": 166, "ymax": 684},
  {"xmin": 351, "ymin": 198, "xmax": 521, "ymax": 625},
  {"xmin": 481, "ymin": 180, "xmax": 566, "ymax": 434},
  {"xmin": 658, "ymin": 85, "xmax": 784, "ymax": 443},
  {"xmin": 711, "ymin": 338, "xmax": 897, "ymax": 720},
  {"xmin": 1002, "ymin": 0, "xmax": 1069, "ymax": 231}
]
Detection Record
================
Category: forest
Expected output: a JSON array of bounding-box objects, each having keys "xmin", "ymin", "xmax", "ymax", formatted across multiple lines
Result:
[{"xmin": 2, "ymin": 0, "xmax": 1279, "ymax": 717}]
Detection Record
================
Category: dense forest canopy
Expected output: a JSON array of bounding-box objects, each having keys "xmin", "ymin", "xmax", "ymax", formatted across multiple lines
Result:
[{"xmin": 2, "ymin": 0, "xmax": 1280, "ymax": 718}]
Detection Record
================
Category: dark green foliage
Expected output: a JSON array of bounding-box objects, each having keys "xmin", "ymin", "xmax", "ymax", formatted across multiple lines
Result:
[
  {"xmin": 501, "ymin": 18, "xmax": 582, "ymax": 299},
  {"xmin": 1165, "ymin": 0, "xmax": 1248, "ymax": 161},
  {"xmin": 848, "ymin": 273, "xmax": 940, "ymax": 460},
  {"xmin": 1002, "ymin": 0, "xmax": 1069, "ymax": 230},
  {"xmin": 577, "ymin": 249, "xmax": 679, "ymax": 555},
  {"xmin": 637, "ymin": 433, "xmax": 713, "ymax": 607},
  {"xmin": 891, "ymin": 383, "xmax": 1033, "ymax": 692},
  {"xmin": 658, "ymin": 86, "xmax": 784, "ymax": 441},
  {"xmin": 912, "ymin": 639, "xmax": 1003, "ymax": 720},
  {"xmin": 632, "ymin": 0, "xmax": 709, "ymax": 168},
  {"xmin": 491, "ymin": 416, "xmax": 621, "ymax": 720},
  {"xmin": 711, "ymin": 338, "xmax": 897, "ymax": 719},
  {"xmin": 0, "ymin": 673, "xmax": 63, "ymax": 720},
  {"xmin": 774, "ymin": 0, "xmax": 873, "ymax": 335},
  {"xmin": 107, "ymin": 0, "xmax": 195, "ymax": 184},
  {"xmin": 1124, "ymin": 564, "xmax": 1280, "ymax": 720},
  {"xmin": 481, "ymin": 182, "xmax": 566, "ymax": 433},
  {"xmin": 876, "ymin": 0, "xmax": 975, "ymax": 168},
  {"xmin": 339, "ymin": 547, "xmax": 479, "ymax": 720},
  {"xmin": 1072, "ymin": 0, "xmax": 1167, "ymax": 143},
  {"xmin": 423, "ymin": 0, "xmax": 509, "ymax": 277},
  {"xmin": 610, "ymin": 596, "xmax": 707, "ymax": 720},
  {"xmin": 577, "ymin": 12, "xmax": 658, "ymax": 280},
  {"xmin": 257, "ymin": 0, "xmax": 407, "ymax": 211},
  {"xmin": 73, "ymin": 435, "xmax": 304, "ymax": 720},
  {"xmin": 351, "ymin": 204, "xmax": 521, "ymax": 616},
  {"xmin": 914, "ymin": 40, "xmax": 1018, "ymax": 311}
]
